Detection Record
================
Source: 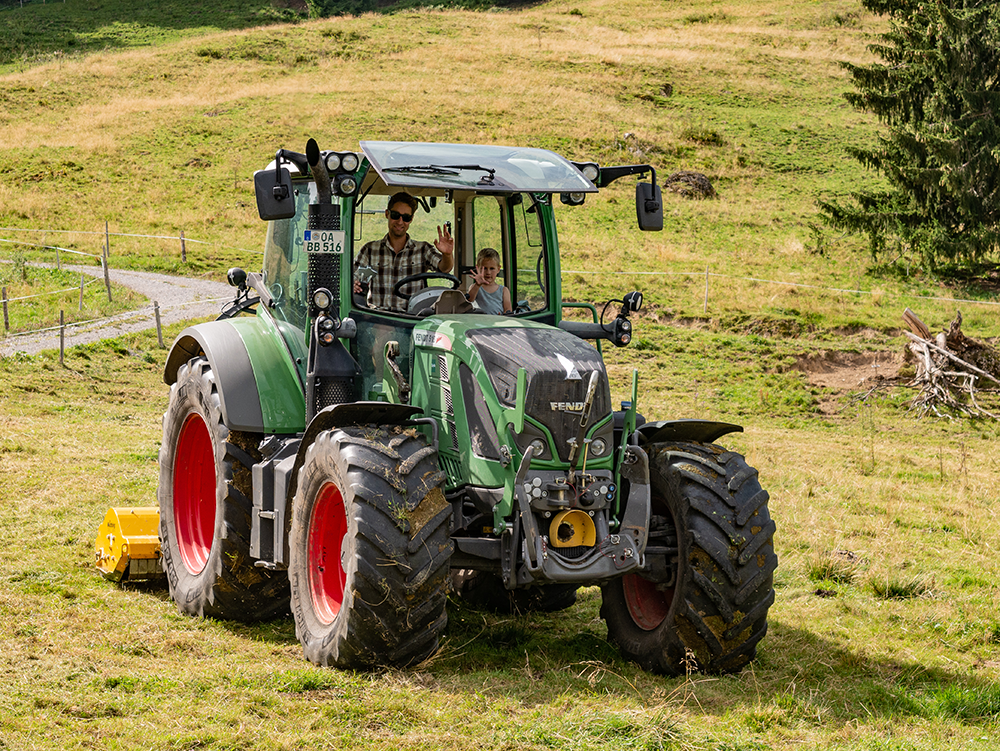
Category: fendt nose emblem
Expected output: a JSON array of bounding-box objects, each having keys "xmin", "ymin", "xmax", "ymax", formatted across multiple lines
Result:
[{"xmin": 556, "ymin": 353, "xmax": 581, "ymax": 380}]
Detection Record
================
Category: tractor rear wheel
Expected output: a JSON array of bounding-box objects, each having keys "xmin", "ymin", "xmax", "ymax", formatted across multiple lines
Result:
[
  {"xmin": 289, "ymin": 426, "xmax": 452, "ymax": 669},
  {"xmin": 158, "ymin": 356, "xmax": 289, "ymax": 621},
  {"xmin": 601, "ymin": 441, "xmax": 776, "ymax": 675}
]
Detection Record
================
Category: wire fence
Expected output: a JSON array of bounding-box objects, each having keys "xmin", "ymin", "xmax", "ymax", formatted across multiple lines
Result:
[
  {"xmin": 1, "ymin": 295, "xmax": 230, "ymax": 339},
  {"xmin": 0, "ymin": 223, "xmax": 262, "ymax": 327},
  {"xmin": 3, "ymin": 222, "xmax": 1000, "ymax": 353},
  {"xmin": 0, "ymin": 226, "xmax": 260, "ymax": 256},
  {"xmin": 4, "ymin": 276, "xmax": 100, "ymax": 303},
  {"xmin": 563, "ymin": 268, "xmax": 1000, "ymax": 310},
  {"xmin": 0, "ymin": 223, "xmax": 256, "ymax": 348}
]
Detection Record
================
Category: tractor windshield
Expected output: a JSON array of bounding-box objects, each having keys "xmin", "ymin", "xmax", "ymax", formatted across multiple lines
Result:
[{"xmin": 351, "ymin": 189, "xmax": 549, "ymax": 317}]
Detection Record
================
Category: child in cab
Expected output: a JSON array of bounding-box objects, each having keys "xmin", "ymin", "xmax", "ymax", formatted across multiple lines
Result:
[{"xmin": 467, "ymin": 247, "xmax": 512, "ymax": 315}]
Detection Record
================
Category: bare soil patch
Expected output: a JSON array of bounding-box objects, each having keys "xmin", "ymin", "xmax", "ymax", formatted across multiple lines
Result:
[{"xmin": 791, "ymin": 349, "xmax": 904, "ymax": 391}]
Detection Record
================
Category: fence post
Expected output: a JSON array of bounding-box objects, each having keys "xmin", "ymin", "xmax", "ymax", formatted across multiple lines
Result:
[
  {"xmin": 154, "ymin": 301, "xmax": 164, "ymax": 348},
  {"xmin": 2, "ymin": 286, "xmax": 8, "ymax": 333},
  {"xmin": 102, "ymin": 244, "xmax": 112, "ymax": 302},
  {"xmin": 79, "ymin": 273, "xmax": 85, "ymax": 311},
  {"xmin": 59, "ymin": 310, "xmax": 65, "ymax": 366},
  {"xmin": 105, "ymin": 221, "xmax": 110, "ymax": 258},
  {"xmin": 703, "ymin": 265, "xmax": 710, "ymax": 315},
  {"xmin": 180, "ymin": 230, "xmax": 186, "ymax": 263}
]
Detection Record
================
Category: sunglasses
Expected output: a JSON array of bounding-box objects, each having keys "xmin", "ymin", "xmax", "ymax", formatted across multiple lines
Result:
[{"xmin": 388, "ymin": 210, "xmax": 413, "ymax": 222}]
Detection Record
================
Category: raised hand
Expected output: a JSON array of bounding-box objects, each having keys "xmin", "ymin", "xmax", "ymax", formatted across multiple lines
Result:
[{"xmin": 435, "ymin": 224, "xmax": 454, "ymax": 256}]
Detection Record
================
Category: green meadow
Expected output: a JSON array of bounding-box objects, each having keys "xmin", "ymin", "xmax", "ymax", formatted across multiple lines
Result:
[{"xmin": 1, "ymin": 1, "xmax": 999, "ymax": 749}]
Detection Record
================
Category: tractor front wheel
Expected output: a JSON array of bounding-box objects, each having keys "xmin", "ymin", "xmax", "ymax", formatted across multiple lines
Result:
[
  {"xmin": 158, "ymin": 356, "xmax": 289, "ymax": 621},
  {"xmin": 601, "ymin": 441, "xmax": 776, "ymax": 675},
  {"xmin": 289, "ymin": 426, "xmax": 452, "ymax": 669}
]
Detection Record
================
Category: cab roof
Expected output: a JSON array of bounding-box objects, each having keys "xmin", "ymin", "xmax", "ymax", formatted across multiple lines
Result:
[{"xmin": 359, "ymin": 141, "xmax": 598, "ymax": 194}]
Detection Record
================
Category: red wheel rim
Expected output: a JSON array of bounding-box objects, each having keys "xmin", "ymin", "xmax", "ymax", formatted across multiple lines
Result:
[
  {"xmin": 173, "ymin": 413, "xmax": 216, "ymax": 575},
  {"xmin": 622, "ymin": 573, "xmax": 672, "ymax": 631},
  {"xmin": 308, "ymin": 482, "xmax": 348, "ymax": 624}
]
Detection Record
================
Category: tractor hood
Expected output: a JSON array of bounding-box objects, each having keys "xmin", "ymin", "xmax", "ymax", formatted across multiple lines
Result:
[{"xmin": 465, "ymin": 325, "xmax": 611, "ymax": 462}]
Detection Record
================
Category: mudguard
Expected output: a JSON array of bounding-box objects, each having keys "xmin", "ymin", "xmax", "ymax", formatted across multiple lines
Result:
[
  {"xmin": 164, "ymin": 318, "xmax": 305, "ymax": 434},
  {"xmin": 637, "ymin": 419, "xmax": 743, "ymax": 445},
  {"xmin": 281, "ymin": 401, "xmax": 424, "ymax": 517}
]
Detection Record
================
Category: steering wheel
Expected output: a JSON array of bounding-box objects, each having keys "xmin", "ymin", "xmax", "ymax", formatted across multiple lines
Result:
[{"xmin": 392, "ymin": 271, "xmax": 462, "ymax": 301}]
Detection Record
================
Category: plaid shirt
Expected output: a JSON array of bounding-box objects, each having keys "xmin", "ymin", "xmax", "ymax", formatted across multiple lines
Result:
[{"xmin": 355, "ymin": 234, "xmax": 442, "ymax": 311}]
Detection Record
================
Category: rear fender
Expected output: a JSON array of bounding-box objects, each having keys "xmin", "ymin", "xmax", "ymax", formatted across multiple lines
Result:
[
  {"xmin": 164, "ymin": 319, "xmax": 305, "ymax": 434},
  {"xmin": 637, "ymin": 419, "xmax": 743, "ymax": 445}
]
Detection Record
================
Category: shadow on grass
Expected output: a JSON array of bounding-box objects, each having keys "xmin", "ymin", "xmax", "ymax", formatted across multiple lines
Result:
[
  {"xmin": 0, "ymin": 0, "xmax": 303, "ymax": 66},
  {"xmin": 116, "ymin": 577, "xmax": 1000, "ymax": 725},
  {"xmin": 428, "ymin": 599, "xmax": 1000, "ymax": 725}
]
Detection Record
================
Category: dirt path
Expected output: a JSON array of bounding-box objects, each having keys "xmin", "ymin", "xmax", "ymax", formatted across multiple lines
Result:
[{"xmin": 0, "ymin": 264, "xmax": 233, "ymax": 357}]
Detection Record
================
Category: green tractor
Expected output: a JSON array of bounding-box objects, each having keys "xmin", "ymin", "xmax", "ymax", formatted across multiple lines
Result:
[{"xmin": 156, "ymin": 139, "xmax": 776, "ymax": 675}]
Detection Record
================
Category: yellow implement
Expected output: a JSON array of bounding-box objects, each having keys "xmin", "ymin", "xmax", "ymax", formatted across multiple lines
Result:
[{"xmin": 94, "ymin": 507, "xmax": 164, "ymax": 582}]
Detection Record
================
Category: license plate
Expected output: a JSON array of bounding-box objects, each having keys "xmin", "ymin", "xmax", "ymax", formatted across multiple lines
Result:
[{"xmin": 303, "ymin": 230, "xmax": 345, "ymax": 254}]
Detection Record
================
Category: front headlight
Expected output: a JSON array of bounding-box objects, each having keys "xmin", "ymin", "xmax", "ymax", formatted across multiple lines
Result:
[
  {"xmin": 337, "ymin": 175, "xmax": 358, "ymax": 195},
  {"xmin": 324, "ymin": 153, "xmax": 341, "ymax": 172},
  {"xmin": 341, "ymin": 153, "xmax": 359, "ymax": 172},
  {"xmin": 312, "ymin": 288, "xmax": 333, "ymax": 311}
]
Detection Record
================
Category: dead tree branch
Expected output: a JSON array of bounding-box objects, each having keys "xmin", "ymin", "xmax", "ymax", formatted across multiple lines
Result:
[{"xmin": 901, "ymin": 309, "xmax": 1000, "ymax": 420}]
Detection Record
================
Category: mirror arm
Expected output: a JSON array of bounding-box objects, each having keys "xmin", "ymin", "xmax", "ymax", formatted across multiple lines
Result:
[{"xmin": 597, "ymin": 164, "xmax": 655, "ymax": 188}]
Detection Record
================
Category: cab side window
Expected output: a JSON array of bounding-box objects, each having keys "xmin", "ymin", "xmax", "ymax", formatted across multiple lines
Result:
[{"xmin": 511, "ymin": 195, "xmax": 546, "ymax": 312}]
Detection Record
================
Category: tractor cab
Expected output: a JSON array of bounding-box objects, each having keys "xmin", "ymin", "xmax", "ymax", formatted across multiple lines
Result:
[{"xmin": 355, "ymin": 141, "xmax": 599, "ymax": 318}]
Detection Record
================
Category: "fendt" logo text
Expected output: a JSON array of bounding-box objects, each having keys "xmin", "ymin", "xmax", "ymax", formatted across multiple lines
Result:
[{"xmin": 550, "ymin": 401, "xmax": 585, "ymax": 412}]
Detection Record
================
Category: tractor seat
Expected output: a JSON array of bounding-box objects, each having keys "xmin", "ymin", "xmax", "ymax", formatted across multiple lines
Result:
[{"xmin": 432, "ymin": 290, "xmax": 476, "ymax": 314}]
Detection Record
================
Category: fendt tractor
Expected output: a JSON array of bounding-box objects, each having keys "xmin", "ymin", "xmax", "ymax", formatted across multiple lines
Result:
[{"xmin": 96, "ymin": 139, "xmax": 776, "ymax": 675}]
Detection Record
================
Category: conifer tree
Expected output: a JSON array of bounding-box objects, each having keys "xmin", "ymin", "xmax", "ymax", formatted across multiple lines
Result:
[{"xmin": 820, "ymin": 0, "xmax": 1000, "ymax": 268}]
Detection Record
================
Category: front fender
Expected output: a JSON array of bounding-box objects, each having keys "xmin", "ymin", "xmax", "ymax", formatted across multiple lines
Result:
[
  {"xmin": 164, "ymin": 319, "xmax": 305, "ymax": 434},
  {"xmin": 637, "ymin": 419, "xmax": 743, "ymax": 445}
]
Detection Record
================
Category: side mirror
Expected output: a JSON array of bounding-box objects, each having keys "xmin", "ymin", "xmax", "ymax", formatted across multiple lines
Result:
[
  {"xmin": 636, "ymin": 182, "xmax": 663, "ymax": 232},
  {"xmin": 253, "ymin": 166, "xmax": 295, "ymax": 220}
]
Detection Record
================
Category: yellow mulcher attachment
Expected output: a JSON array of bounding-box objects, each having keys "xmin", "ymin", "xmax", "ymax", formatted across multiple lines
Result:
[{"xmin": 94, "ymin": 507, "xmax": 165, "ymax": 583}]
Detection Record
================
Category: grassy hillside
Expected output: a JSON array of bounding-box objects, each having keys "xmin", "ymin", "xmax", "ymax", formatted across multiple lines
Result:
[
  {"xmin": 1, "ymin": 1, "xmax": 999, "ymax": 750},
  {"xmin": 0, "ymin": 0, "xmax": 305, "ymax": 67}
]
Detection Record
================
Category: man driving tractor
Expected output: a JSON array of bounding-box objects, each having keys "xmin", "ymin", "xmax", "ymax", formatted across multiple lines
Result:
[{"xmin": 353, "ymin": 191, "xmax": 454, "ymax": 310}]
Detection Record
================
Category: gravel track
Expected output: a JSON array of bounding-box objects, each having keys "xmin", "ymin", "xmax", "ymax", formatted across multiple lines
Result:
[{"xmin": 1, "ymin": 264, "xmax": 234, "ymax": 357}]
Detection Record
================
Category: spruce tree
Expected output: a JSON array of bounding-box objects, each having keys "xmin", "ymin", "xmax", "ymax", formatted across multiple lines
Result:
[{"xmin": 820, "ymin": 0, "xmax": 1000, "ymax": 268}]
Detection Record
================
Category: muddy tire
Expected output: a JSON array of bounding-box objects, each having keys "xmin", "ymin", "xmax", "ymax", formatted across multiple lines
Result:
[
  {"xmin": 601, "ymin": 441, "xmax": 776, "ymax": 675},
  {"xmin": 451, "ymin": 570, "xmax": 578, "ymax": 614},
  {"xmin": 158, "ymin": 356, "xmax": 289, "ymax": 621},
  {"xmin": 289, "ymin": 426, "xmax": 452, "ymax": 669}
]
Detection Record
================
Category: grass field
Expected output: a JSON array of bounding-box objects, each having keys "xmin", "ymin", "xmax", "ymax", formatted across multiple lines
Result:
[{"xmin": 2, "ymin": 1, "xmax": 1000, "ymax": 750}]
